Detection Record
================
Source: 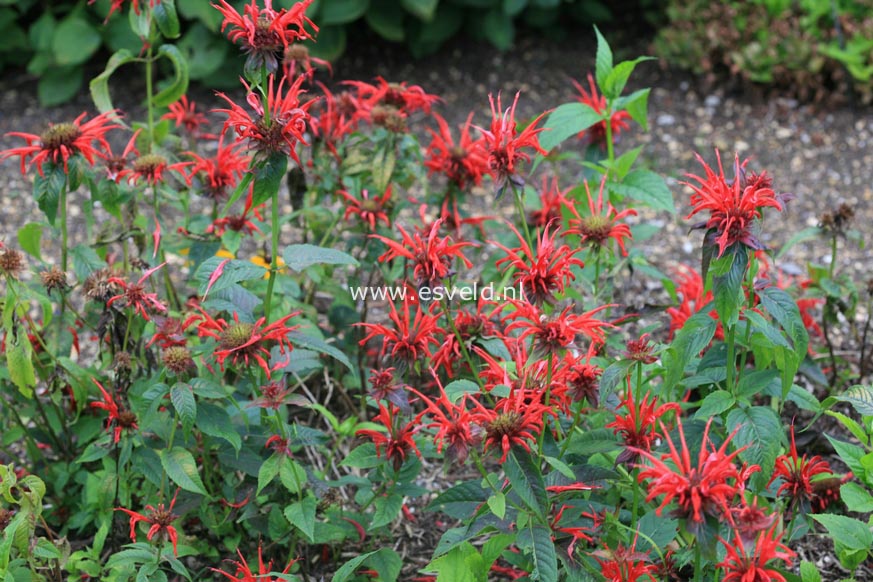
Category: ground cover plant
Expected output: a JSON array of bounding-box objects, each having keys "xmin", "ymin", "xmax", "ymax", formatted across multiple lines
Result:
[{"xmin": 1, "ymin": 1, "xmax": 872, "ymax": 581}]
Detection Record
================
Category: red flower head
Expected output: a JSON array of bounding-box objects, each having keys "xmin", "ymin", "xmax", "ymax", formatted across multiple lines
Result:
[
  {"xmin": 356, "ymin": 403, "xmax": 423, "ymax": 472},
  {"xmin": 635, "ymin": 418, "xmax": 753, "ymax": 528},
  {"xmin": 729, "ymin": 498, "xmax": 776, "ymax": 547},
  {"xmin": 212, "ymin": 545, "xmax": 296, "ymax": 582},
  {"xmin": 339, "ymin": 186, "xmax": 393, "ymax": 231},
  {"xmin": 666, "ymin": 264, "xmax": 724, "ymax": 342},
  {"xmin": 768, "ymin": 424, "xmax": 835, "ymax": 512},
  {"xmin": 505, "ymin": 302, "xmax": 613, "ymax": 357},
  {"xmin": 572, "ymin": 73, "xmax": 631, "ymax": 147},
  {"xmin": 624, "ymin": 333, "xmax": 658, "ymax": 364},
  {"xmin": 345, "ymin": 76, "xmax": 440, "ymax": 117},
  {"xmin": 410, "ymin": 375, "xmax": 482, "ymax": 465},
  {"xmin": 357, "ymin": 298, "xmax": 443, "ymax": 367},
  {"xmin": 718, "ymin": 524, "xmax": 795, "ymax": 582},
  {"xmin": 282, "ymin": 43, "xmax": 331, "ymax": 79},
  {"xmin": 207, "ymin": 183, "xmax": 264, "ymax": 237},
  {"xmin": 565, "ymin": 176, "xmax": 637, "ymax": 256},
  {"xmin": 114, "ymin": 134, "xmax": 191, "ymax": 186},
  {"xmin": 494, "ymin": 221, "xmax": 584, "ymax": 305},
  {"xmin": 187, "ymin": 135, "xmax": 249, "ymax": 201},
  {"xmin": 565, "ymin": 353, "xmax": 603, "ymax": 408},
  {"xmin": 162, "ymin": 95, "xmax": 211, "ymax": 137},
  {"xmin": 90, "ymin": 379, "xmax": 138, "ymax": 444},
  {"xmin": 194, "ymin": 308, "xmax": 300, "ymax": 378},
  {"xmin": 593, "ymin": 538, "xmax": 658, "ymax": 582},
  {"xmin": 115, "ymin": 489, "xmax": 182, "ymax": 556},
  {"xmin": 528, "ymin": 175, "xmax": 570, "ymax": 228},
  {"xmin": 431, "ymin": 300, "xmax": 501, "ymax": 378},
  {"xmin": 550, "ymin": 504, "xmax": 599, "ymax": 557},
  {"xmin": 310, "ymin": 82, "xmax": 358, "ymax": 159},
  {"xmin": 477, "ymin": 92, "xmax": 547, "ymax": 195},
  {"xmin": 368, "ymin": 367, "xmax": 409, "ymax": 410},
  {"xmin": 215, "ymin": 74, "xmax": 313, "ymax": 162},
  {"xmin": 606, "ymin": 385, "xmax": 680, "ymax": 465},
  {"xmin": 107, "ymin": 263, "xmax": 168, "ymax": 321},
  {"xmin": 371, "ymin": 218, "xmax": 473, "ymax": 289},
  {"xmin": 684, "ymin": 150, "xmax": 787, "ymax": 258},
  {"xmin": 1, "ymin": 111, "xmax": 120, "ymax": 176},
  {"xmin": 213, "ymin": 0, "xmax": 316, "ymax": 74},
  {"xmin": 249, "ymin": 379, "xmax": 295, "ymax": 410},
  {"xmin": 469, "ymin": 386, "xmax": 555, "ymax": 463},
  {"xmin": 425, "ymin": 112, "xmax": 488, "ymax": 191},
  {"xmin": 147, "ymin": 315, "xmax": 195, "ymax": 349}
]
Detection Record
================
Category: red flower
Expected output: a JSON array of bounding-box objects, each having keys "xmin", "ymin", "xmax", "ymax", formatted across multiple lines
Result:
[
  {"xmin": 368, "ymin": 368, "xmax": 409, "ymax": 410},
  {"xmin": 635, "ymin": 418, "xmax": 751, "ymax": 527},
  {"xmin": 469, "ymin": 386, "xmax": 555, "ymax": 463},
  {"xmin": 213, "ymin": 0, "xmax": 316, "ymax": 74},
  {"xmin": 207, "ymin": 183, "xmax": 264, "ymax": 237},
  {"xmin": 477, "ymin": 92, "xmax": 547, "ymax": 194},
  {"xmin": 114, "ymin": 134, "xmax": 191, "ymax": 186},
  {"xmin": 550, "ymin": 504, "xmax": 598, "ymax": 557},
  {"xmin": 431, "ymin": 300, "xmax": 501, "ymax": 377},
  {"xmin": 528, "ymin": 175, "xmax": 569, "ymax": 228},
  {"xmin": 107, "ymin": 263, "xmax": 168, "ymax": 321},
  {"xmin": 194, "ymin": 309, "xmax": 299, "ymax": 378},
  {"xmin": 684, "ymin": 150, "xmax": 786, "ymax": 257},
  {"xmin": 212, "ymin": 545, "xmax": 296, "ymax": 582},
  {"xmin": 410, "ymin": 378, "xmax": 482, "ymax": 464},
  {"xmin": 505, "ymin": 302, "xmax": 613, "ymax": 356},
  {"xmin": 249, "ymin": 379, "xmax": 295, "ymax": 410},
  {"xmin": 215, "ymin": 74, "xmax": 313, "ymax": 162},
  {"xmin": 90, "ymin": 379, "xmax": 138, "ymax": 443},
  {"xmin": 768, "ymin": 424, "xmax": 834, "ymax": 512},
  {"xmin": 115, "ymin": 489, "xmax": 182, "ymax": 556},
  {"xmin": 718, "ymin": 524, "xmax": 795, "ymax": 582},
  {"xmin": 729, "ymin": 498, "xmax": 777, "ymax": 546},
  {"xmin": 593, "ymin": 539, "xmax": 657, "ymax": 582},
  {"xmin": 371, "ymin": 218, "xmax": 473, "ymax": 288},
  {"xmin": 356, "ymin": 403, "xmax": 422, "ymax": 472},
  {"xmin": 162, "ymin": 95, "xmax": 211, "ymax": 137},
  {"xmin": 565, "ymin": 354, "xmax": 603, "ymax": 407},
  {"xmin": 345, "ymin": 77, "xmax": 440, "ymax": 117},
  {"xmin": 282, "ymin": 43, "xmax": 331, "ymax": 79},
  {"xmin": 624, "ymin": 333, "xmax": 658, "ymax": 364},
  {"xmin": 666, "ymin": 265, "xmax": 723, "ymax": 341},
  {"xmin": 565, "ymin": 176, "xmax": 637, "ymax": 256},
  {"xmin": 339, "ymin": 186, "xmax": 393, "ymax": 231},
  {"xmin": 310, "ymin": 82, "xmax": 358, "ymax": 160},
  {"xmin": 424, "ymin": 112, "xmax": 488, "ymax": 191},
  {"xmin": 494, "ymin": 221, "xmax": 584, "ymax": 305},
  {"xmin": 91, "ymin": 0, "xmax": 159, "ymax": 21},
  {"xmin": 572, "ymin": 73, "xmax": 631, "ymax": 147},
  {"xmin": 357, "ymin": 298, "xmax": 442, "ymax": 366},
  {"xmin": 1, "ymin": 111, "xmax": 119, "ymax": 176},
  {"xmin": 147, "ymin": 316, "xmax": 193, "ymax": 349},
  {"xmin": 187, "ymin": 135, "xmax": 249, "ymax": 201},
  {"xmin": 606, "ymin": 386, "xmax": 679, "ymax": 465}
]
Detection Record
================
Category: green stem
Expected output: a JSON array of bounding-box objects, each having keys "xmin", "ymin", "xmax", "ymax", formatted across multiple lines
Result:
[
  {"xmin": 829, "ymin": 234, "xmax": 838, "ymax": 279},
  {"xmin": 511, "ymin": 184, "xmax": 535, "ymax": 252},
  {"xmin": 440, "ymin": 299, "xmax": 484, "ymax": 389},
  {"xmin": 725, "ymin": 323, "xmax": 737, "ymax": 396},
  {"xmin": 145, "ymin": 43, "xmax": 154, "ymax": 153},
  {"xmin": 263, "ymin": 189, "xmax": 281, "ymax": 323},
  {"xmin": 604, "ymin": 107, "xmax": 616, "ymax": 176},
  {"xmin": 55, "ymin": 181, "xmax": 69, "ymax": 358}
]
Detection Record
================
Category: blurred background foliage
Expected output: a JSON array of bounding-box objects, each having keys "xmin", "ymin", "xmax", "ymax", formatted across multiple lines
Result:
[{"xmin": 0, "ymin": 0, "xmax": 871, "ymax": 106}]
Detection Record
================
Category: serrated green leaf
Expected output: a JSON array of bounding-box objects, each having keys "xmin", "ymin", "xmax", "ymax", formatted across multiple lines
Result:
[
  {"xmin": 332, "ymin": 550, "xmax": 379, "ymax": 582},
  {"xmin": 17, "ymin": 223, "xmax": 43, "ymax": 260},
  {"xmin": 530, "ymin": 523, "xmax": 558, "ymax": 582},
  {"xmin": 695, "ymin": 390, "xmax": 735, "ymax": 419},
  {"xmin": 194, "ymin": 257, "xmax": 266, "ymax": 295},
  {"xmin": 593, "ymin": 26, "xmax": 613, "ymax": 89},
  {"xmin": 505, "ymin": 446, "xmax": 547, "ymax": 520},
  {"xmin": 250, "ymin": 152, "xmax": 287, "ymax": 207},
  {"xmin": 32, "ymin": 163, "xmax": 66, "ymax": 226},
  {"xmin": 609, "ymin": 169, "xmax": 674, "ymax": 213},
  {"xmin": 444, "ymin": 379, "xmax": 479, "ymax": 403},
  {"xmin": 284, "ymin": 496, "xmax": 317, "ymax": 542},
  {"xmin": 726, "ymin": 406, "xmax": 782, "ymax": 484},
  {"xmin": 834, "ymin": 384, "xmax": 873, "ymax": 416},
  {"xmin": 372, "ymin": 493, "xmax": 403, "ymax": 529},
  {"xmin": 258, "ymin": 453, "xmax": 282, "ymax": 494},
  {"xmin": 539, "ymin": 102, "xmax": 602, "ymax": 151},
  {"xmin": 282, "ymin": 244, "xmax": 359, "ymax": 272},
  {"xmin": 170, "ymin": 382, "xmax": 196, "ymax": 432},
  {"xmin": 811, "ymin": 514, "xmax": 873, "ymax": 551},
  {"xmin": 160, "ymin": 447, "xmax": 208, "ymax": 496},
  {"xmin": 487, "ymin": 492, "xmax": 506, "ymax": 519}
]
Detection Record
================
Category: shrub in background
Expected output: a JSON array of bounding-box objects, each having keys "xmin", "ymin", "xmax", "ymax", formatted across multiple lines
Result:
[{"xmin": 656, "ymin": 0, "xmax": 873, "ymax": 103}]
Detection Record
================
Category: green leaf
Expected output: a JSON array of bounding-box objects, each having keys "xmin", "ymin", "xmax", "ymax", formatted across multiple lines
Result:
[
  {"xmin": 284, "ymin": 496, "xmax": 317, "ymax": 542},
  {"xmin": 251, "ymin": 152, "xmax": 288, "ymax": 207},
  {"xmin": 332, "ymin": 550, "xmax": 379, "ymax": 582},
  {"xmin": 372, "ymin": 146, "xmax": 395, "ymax": 192},
  {"xmin": 598, "ymin": 359, "xmax": 633, "ymax": 406},
  {"xmin": 170, "ymin": 382, "xmax": 196, "ymax": 432},
  {"xmin": 279, "ymin": 459, "xmax": 307, "ymax": 494},
  {"xmin": 365, "ymin": 548, "xmax": 403, "ymax": 582},
  {"xmin": 371, "ymin": 493, "xmax": 403, "ymax": 529},
  {"xmin": 258, "ymin": 453, "xmax": 282, "ymax": 494},
  {"xmin": 160, "ymin": 447, "xmax": 208, "ymax": 496},
  {"xmin": 593, "ymin": 25, "xmax": 613, "ymax": 89},
  {"xmin": 402, "ymin": 0, "xmax": 438, "ymax": 21},
  {"xmin": 90, "ymin": 49, "xmax": 136, "ymax": 116},
  {"xmin": 811, "ymin": 514, "xmax": 873, "ymax": 551},
  {"xmin": 663, "ymin": 311, "xmax": 717, "ymax": 389},
  {"xmin": 153, "ymin": 0, "xmax": 180, "ymax": 39},
  {"xmin": 726, "ymin": 406, "xmax": 782, "ymax": 484},
  {"xmin": 6, "ymin": 327, "xmax": 36, "ymax": 398},
  {"xmin": 366, "ymin": 0, "xmax": 405, "ymax": 41},
  {"xmin": 153, "ymin": 44, "xmax": 189, "ymax": 108},
  {"xmin": 712, "ymin": 245, "xmax": 747, "ymax": 328},
  {"xmin": 195, "ymin": 403, "xmax": 241, "ymax": 451},
  {"xmin": 840, "ymin": 482, "xmax": 873, "ymax": 513},
  {"xmin": 539, "ymin": 102, "xmax": 602, "ymax": 151},
  {"xmin": 38, "ymin": 66, "xmax": 84, "ymax": 107},
  {"xmin": 53, "ymin": 17, "xmax": 100, "ymax": 65},
  {"xmin": 407, "ymin": 4, "xmax": 463, "ymax": 58},
  {"xmin": 602, "ymin": 56, "xmax": 653, "ymax": 100},
  {"xmin": 427, "ymin": 544, "xmax": 480, "ymax": 582},
  {"xmin": 694, "ymin": 390, "xmax": 736, "ymax": 420},
  {"xmin": 341, "ymin": 443, "xmax": 382, "ymax": 469},
  {"xmin": 194, "ymin": 257, "xmax": 266, "ymax": 296},
  {"xmin": 287, "ymin": 331, "xmax": 355, "ymax": 373},
  {"xmin": 17, "ymin": 223, "xmax": 42, "ymax": 260},
  {"xmin": 637, "ymin": 510, "xmax": 678, "ymax": 553},
  {"xmin": 530, "ymin": 523, "xmax": 558, "ymax": 582},
  {"xmin": 487, "ymin": 492, "xmax": 506, "ymax": 519},
  {"xmin": 799, "ymin": 561, "xmax": 821, "ymax": 582},
  {"xmin": 609, "ymin": 169, "xmax": 674, "ymax": 213},
  {"xmin": 70, "ymin": 244, "xmax": 106, "ymax": 282},
  {"xmin": 834, "ymin": 384, "xmax": 873, "ymax": 416},
  {"xmin": 564, "ymin": 427, "xmax": 619, "ymax": 456},
  {"xmin": 482, "ymin": 8, "xmax": 514, "ymax": 50},
  {"xmin": 505, "ymin": 446, "xmax": 547, "ymax": 520},
  {"xmin": 615, "ymin": 88, "xmax": 650, "ymax": 131},
  {"xmin": 32, "ymin": 163, "xmax": 66, "ymax": 226},
  {"xmin": 444, "ymin": 379, "xmax": 479, "ymax": 403},
  {"xmin": 320, "ymin": 0, "xmax": 369, "ymax": 25},
  {"xmin": 282, "ymin": 244, "xmax": 359, "ymax": 272}
]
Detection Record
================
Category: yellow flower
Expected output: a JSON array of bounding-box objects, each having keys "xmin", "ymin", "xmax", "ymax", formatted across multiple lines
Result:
[{"xmin": 250, "ymin": 254, "xmax": 285, "ymax": 279}]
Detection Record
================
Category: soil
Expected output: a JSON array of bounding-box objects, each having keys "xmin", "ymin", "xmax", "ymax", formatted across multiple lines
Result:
[{"xmin": 2, "ymin": 26, "xmax": 873, "ymax": 582}]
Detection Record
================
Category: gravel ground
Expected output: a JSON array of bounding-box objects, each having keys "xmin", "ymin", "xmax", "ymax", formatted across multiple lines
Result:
[{"xmin": 2, "ymin": 30, "xmax": 872, "ymax": 581}]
